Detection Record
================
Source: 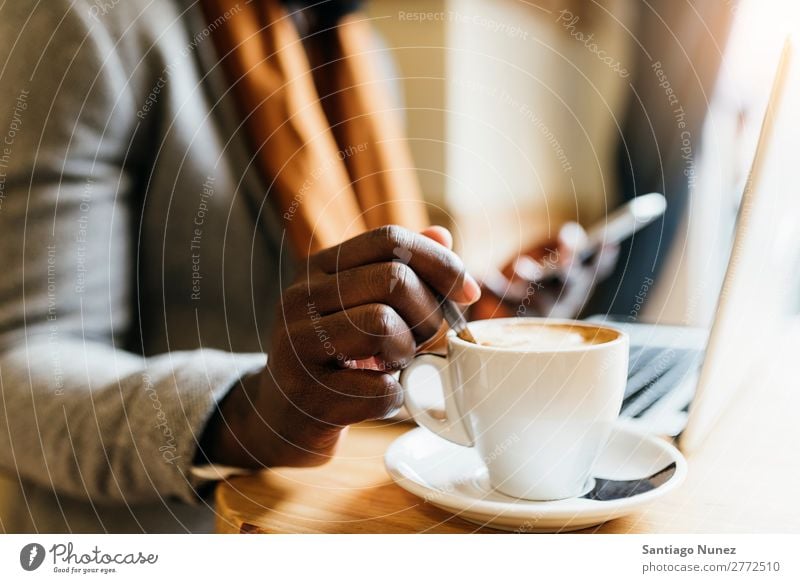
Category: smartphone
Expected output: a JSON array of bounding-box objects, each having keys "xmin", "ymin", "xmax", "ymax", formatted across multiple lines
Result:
[{"xmin": 578, "ymin": 192, "xmax": 667, "ymax": 263}]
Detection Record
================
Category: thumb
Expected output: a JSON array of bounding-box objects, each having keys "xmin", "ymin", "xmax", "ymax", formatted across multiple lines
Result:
[{"xmin": 557, "ymin": 221, "xmax": 589, "ymax": 265}]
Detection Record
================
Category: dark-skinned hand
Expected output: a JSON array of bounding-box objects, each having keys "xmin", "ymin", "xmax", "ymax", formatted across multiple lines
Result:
[{"xmin": 199, "ymin": 225, "xmax": 480, "ymax": 469}]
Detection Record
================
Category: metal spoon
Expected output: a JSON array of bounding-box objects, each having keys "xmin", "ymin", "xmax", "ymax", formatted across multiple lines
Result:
[
  {"xmin": 440, "ymin": 297, "xmax": 477, "ymax": 344},
  {"xmin": 581, "ymin": 462, "xmax": 677, "ymax": 501}
]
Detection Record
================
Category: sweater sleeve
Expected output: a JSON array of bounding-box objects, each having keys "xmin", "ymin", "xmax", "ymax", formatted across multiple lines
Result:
[{"xmin": 0, "ymin": 1, "xmax": 265, "ymax": 505}]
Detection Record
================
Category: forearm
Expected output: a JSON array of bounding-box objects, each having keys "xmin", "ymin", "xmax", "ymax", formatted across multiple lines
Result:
[{"xmin": 0, "ymin": 337, "xmax": 264, "ymax": 504}]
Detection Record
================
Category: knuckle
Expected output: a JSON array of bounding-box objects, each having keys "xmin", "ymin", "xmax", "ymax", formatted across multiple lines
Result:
[
  {"xmin": 385, "ymin": 261, "xmax": 412, "ymax": 294},
  {"xmin": 374, "ymin": 224, "xmax": 412, "ymax": 252},
  {"xmin": 372, "ymin": 373, "xmax": 403, "ymax": 418},
  {"xmin": 381, "ymin": 337, "xmax": 415, "ymax": 369},
  {"xmin": 376, "ymin": 371, "xmax": 398, "ymax": 393},
  {"xmin": 368, "ymin": 263, "xmax": 395, "ymax": 296},
  {"xmin": 365, "ymin": 303, "xmax": 397, "ymax": 337},
  {"xmin": 381, "ymin": 224, "xmax": 405, "ymax": 244},
  {"xmin": 363, "ymin": 305, "xmax": 414, "ymax": 365}
]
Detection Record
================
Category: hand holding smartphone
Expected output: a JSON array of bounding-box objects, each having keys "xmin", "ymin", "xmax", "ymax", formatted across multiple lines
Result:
[{"xmin": 475, "ymin": 193, "xmax": 667, "ymax": 318}]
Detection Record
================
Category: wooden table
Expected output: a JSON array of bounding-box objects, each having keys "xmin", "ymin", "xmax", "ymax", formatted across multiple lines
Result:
[{"xmin": 215, "ymin": 324, "xmax": 800, "ymax": 534}]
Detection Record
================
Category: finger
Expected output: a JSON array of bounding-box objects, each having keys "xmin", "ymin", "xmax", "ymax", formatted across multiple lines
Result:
[
  {"xmin": 317, "ymin": 369, "xmax": 403, "ymax": 425},
  {"xmin": 288, "ymin": 263, "xmax": 443, "ymax": 342},
  {"xmin": 512, "ymin": 255, "xmax": 545, "ymax": 282},
  {"xmin": 421, "ymin": 225, "xmax": 453, "ymax": 249},
  {"xmin": 556, "ymin": 221, "xmax": 589, "ymax": 266},
  {"xmin": 311, "ymin": 225, "xmax": 481, "ymax": 304},
  {"xmin": 291, "ymin": 303, "xmax": 415, "ymax": 370}
]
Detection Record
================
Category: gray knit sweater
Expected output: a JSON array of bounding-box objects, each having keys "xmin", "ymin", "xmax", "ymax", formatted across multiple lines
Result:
[{"xmin": 0, "ymin": 0, "xmax": 292, "ymax": 532}]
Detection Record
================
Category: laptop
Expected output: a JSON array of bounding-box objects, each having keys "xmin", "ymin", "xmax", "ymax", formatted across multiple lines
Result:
[{"xmin": 588, "ymin": 39, "xmax": 797, "ymax": 455}]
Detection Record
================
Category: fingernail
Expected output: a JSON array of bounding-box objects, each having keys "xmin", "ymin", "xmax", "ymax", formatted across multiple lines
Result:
[{"xmin": 462, "ymin": 273, "xmax": 482, "ymax": 303}]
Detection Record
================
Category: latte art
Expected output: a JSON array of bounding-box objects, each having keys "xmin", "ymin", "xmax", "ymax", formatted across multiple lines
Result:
[{"xmin": 475, "ymin": 323, "xmax": 617, "ymax": 350}]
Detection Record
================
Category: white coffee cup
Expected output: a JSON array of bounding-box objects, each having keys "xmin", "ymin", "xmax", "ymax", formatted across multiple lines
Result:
[{"xmin": 400, "ymin": 318, "xmax": 629, "ymax": 501}]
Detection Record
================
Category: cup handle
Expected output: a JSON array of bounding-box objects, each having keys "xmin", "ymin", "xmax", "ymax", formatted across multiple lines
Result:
[{"xmin": 399, "ymin": 353, "xmax": 474, "ymax": 447}]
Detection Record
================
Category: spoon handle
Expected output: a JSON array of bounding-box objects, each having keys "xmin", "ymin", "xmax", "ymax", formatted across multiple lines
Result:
[{"xmin": 440, "ymin": 297, "xmax": 477, "ymax": 344}]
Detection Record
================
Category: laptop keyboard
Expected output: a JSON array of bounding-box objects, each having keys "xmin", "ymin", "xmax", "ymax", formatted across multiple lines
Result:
[{"xmin": 620, "ymin": 345, "xmax": 704, "ymax": 418}]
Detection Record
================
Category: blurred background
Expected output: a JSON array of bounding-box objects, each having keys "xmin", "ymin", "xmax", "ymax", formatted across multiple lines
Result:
[{"xmin": 364, "ymin": 0, "xmax": 800, "ymax": 326}]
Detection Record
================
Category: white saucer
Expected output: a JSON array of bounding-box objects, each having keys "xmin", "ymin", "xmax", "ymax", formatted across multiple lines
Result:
[{"xmin": 385, "ymin": 425, "xmax": 687, "ymax": 532}]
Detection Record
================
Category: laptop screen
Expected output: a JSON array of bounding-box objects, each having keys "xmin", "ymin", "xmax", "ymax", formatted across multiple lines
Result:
[{"xmin": 681, "ymin": 39, "xmax": 799, "ymax": 452}]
